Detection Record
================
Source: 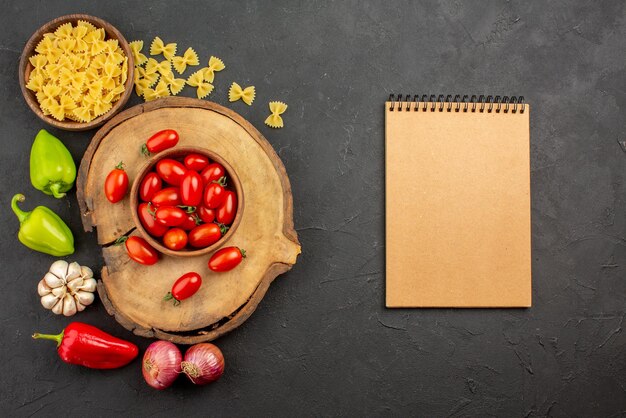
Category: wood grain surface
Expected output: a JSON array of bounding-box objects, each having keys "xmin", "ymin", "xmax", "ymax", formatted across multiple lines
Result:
[{"xmin": 77, "ymin": 97, "xmax": 301, "ymax": 343}]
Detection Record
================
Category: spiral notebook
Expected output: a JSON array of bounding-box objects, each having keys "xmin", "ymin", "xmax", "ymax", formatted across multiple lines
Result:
[{"xmin": 385, "ymin": 95, "xmax": 531, "ymax": 308}]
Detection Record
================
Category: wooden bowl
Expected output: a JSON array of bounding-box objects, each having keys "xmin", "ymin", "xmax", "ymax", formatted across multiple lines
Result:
[
  {"xmin": 130, "ymin": 146, "xmax": 244, "ymax": 258},
  {"xmin": 18, "ymin": 14, "xmax": 134, "ymax": 131}
]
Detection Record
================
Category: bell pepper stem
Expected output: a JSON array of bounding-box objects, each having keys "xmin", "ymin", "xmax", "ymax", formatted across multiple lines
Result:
[
  {"xmin": 32, "ymin": 330, "xmax": 64, "ymax": 348},
  {"xmin": 11, "ymin": 194, "xmax": 29, "ymax": 223},
  {"xmin": 49, "ymin": 183, "xmax": 66, "ymax": 199}
]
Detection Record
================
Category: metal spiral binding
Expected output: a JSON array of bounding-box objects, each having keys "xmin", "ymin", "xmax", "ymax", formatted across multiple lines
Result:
[{"xmin": 388, "ymin": 94, "xmax": 525, "ymax": 114}]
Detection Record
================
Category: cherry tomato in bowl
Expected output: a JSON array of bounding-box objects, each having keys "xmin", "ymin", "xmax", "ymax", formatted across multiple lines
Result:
[
  {"xmin": 203, "ymin": 177, "xmax": 227, "ymax": 208},
  {"xmin": 188, "ymin": 223, "xmax": 223, "ymax": 248},
  {"xmin": 216, "ymin": 190, "xmax": 237, "ymax": 225},
  {"xmin": 200, "ymin": 163, "xmax": 225, "ymax": 184},
  {"xmin": 139, "ymin": 172, "xmax": 162, "ymax": 202},
  {"xmin": 156, "ymin": 159, "xmax": 187, "ymax": 186},
  {"xmin": 197, "ymin": 206, "xmax": 215, "ymax": 223},
  {"xmin": 163, "ymin": 228, "xmax": 188, "ymax": 251},
  {"xmin": 208, "ymin": 246, "xmax": 246, "ymax": 272},
  {"xmin": 164, "ymin": 272, "xmax": 202, "ymax": 305},
  {"xmin": 180, "ymin": 171, "xmax": 203, "ymax": 206},
  {"xmin": 184, "ymin": 154, "xmax": 210, "ymax": 171},
  {"xmin": 137, "ymin": 203, "xmax": 169, "ymax": 237},
  {"xmin": 130, "ymin": 146, "xmax": 242, "ymax": 256},
  {"xmin": 105, "ymin": 162, "xmax": 129, "ymax": 203},
  {"xmin": 155, "ymin": 206, "xmax": 188, "ymax": 227},
  {"xmin": 151, "ymin": 187, "xmax": 181, "ymax": 207},
  {"xmin": 180, "ymin": 213, "xmax": 200, "ymax": 231}
]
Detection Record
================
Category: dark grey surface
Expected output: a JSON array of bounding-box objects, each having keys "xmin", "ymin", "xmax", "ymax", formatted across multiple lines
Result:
[{"xmin": 1, "ymin": 1, "xmax": 625, "ymax": 416}]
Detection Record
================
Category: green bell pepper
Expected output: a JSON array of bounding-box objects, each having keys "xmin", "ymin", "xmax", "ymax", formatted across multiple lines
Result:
[
  {"xmin": 30, "ymin": 129, "xmax": 76, "ymax": 198},
  {"xmin": 11, "ymin": 194, "xmax": 74, "ymax": 256}
]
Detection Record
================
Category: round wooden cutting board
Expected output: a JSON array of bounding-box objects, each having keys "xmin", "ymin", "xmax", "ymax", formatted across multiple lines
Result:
[{"xmin": 77, "ymin": 97, "xmax": 301, "ymax": 344}]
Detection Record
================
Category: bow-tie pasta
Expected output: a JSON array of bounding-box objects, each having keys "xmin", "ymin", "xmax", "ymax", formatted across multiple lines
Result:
[
  {"xmin": 26, "ymin": 20, "xmax": 128, "ymax": 123},
  {"xmin": 265, "ymin": 101, "xmax": 288, "ymax": 128},
  {"xmin": 229, "ymin": 82, "xmax": 255, "ymax": 106}
]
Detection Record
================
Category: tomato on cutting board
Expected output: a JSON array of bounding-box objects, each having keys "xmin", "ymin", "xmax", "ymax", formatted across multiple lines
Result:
[
  {"xmin": 124, "ymin": 236, "xmax": 159, "ymax": 265},
  {"xmin": 208, "ymin": 246, "xmax": 246, "ymax": 272},
  {"xmin": 164, "ymin": 272, "xmax": 202, "ymax": 305},
  {"xmin": 104, "ymin": 162, "xmax": 129, "ymax": 203},
  {"xmin": 143, "ymin": 129, "xmax": 179, "ymax": 155}
]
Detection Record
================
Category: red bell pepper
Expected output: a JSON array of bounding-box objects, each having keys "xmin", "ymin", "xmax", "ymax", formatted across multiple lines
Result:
[{"xmin": 32, "ymin": 322, "xmax": 138, "ymax": 369}]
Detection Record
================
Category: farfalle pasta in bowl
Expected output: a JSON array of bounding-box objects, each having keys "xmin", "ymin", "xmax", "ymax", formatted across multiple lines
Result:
[{"xmin": 19, "ymin": 14, "xmax": 134, "ymax": 131}]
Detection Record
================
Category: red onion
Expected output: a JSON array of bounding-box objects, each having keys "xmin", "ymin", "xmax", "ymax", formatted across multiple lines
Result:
[
  {"xmin": 181, "ymin": 343, "xmax": 225, "ymax": 385},
  {"xmin": 142, "ymin": 341, "xmax": 182, "ymax": 390}
]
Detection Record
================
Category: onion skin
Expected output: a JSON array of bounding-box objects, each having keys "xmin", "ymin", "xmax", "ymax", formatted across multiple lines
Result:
[
  {"xmin": 142, "ymin": 341, "xmax": 182, "ymax": 390},
  {"xmin": 181, "ymin": 343, "xmax": 225, "ymax": 385}
]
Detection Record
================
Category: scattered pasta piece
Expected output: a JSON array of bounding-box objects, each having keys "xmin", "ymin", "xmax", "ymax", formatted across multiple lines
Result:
[
  {"xmin": 26, "ymin": 21, "xmax": 127, "ymax": 122},
  {"xmin": 143, "ymin": 79, "xmax": 170, "ymax": 102},
  {"xmin": 150, "ymin": 36, "xmax": 177, "ymax": 61},
  {"xmin": 265, "ymin": 101, "xmax": 287, "ymax": 128},
  {"xmin": 202, "ymin": 56, "xmax": 225, "ymax": 83},
  {"xmin": 129, "ymin": 40, "xmax": 148, "ymax": 65},
  {"xmin": 144, "ymin": 58, "xmax": 160, "ymax": 75},
  {"xmin": 172, "ymin": 47, "xmax": 199, "ymax": 74},
  {"xmin": 228, "ymin": 82, "xmax": 255, "ymax": 105},
  {"xmin": 196, "ymin": 82, "xmax": 214, "ymax": 99},
  {"xmin": 157, "ymin": 60, "xmax": 173, "ymax": 78},
  {"xmin": 162, "ymin": 73, "xmax": 186, "ymax": 95},
  {"xmin": 186, "ymin": 70, "xmax": 205, "ymax": 87}
]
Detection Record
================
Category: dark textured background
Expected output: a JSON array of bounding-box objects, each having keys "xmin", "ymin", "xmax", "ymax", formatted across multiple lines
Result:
[{"xmin": 1, "ymin": 1, "xmax": 625, "ymax": 416}]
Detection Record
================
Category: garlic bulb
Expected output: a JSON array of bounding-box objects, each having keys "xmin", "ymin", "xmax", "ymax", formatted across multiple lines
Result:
[{"xmin": 38, "ymin": 261, "xmax": 97, "ymax": 316}]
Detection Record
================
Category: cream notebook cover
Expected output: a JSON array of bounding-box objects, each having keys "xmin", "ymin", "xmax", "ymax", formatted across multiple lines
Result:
[{"xmin": 385, "ymin": 95, "xmax": 531, "ymax": 307}]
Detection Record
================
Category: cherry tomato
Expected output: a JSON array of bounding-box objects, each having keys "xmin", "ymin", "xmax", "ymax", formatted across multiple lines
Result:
[
  {"xmin": 163, "ymin": 228, "xmax": 188, "ymax": 251},
  {"xmin": 104, "ymin": 162, "xmax": 129, "ymax": 203},
  {"xmin": 188, "ymin": 223, "xmax": 222, "ymax": 248},
  {"xmin": 156, "ymin": 159, "xmax": 187, "ymax": 186},
  {"xmin": 124, "ymin": 236, "xmax": 158, "ymax": 265},
  {"xmin": 200, "ymin": 163, "xmax": 225, "ymax": 184},
  {"xmin": 155, "ymin": 206, "xmax": 187, "ymax": 227},
  {"xmin": 208, "ymin": 246, "xmax": 246, "ymax": 272},
  {"xmin": 151, "ymin": 187, "xmax": 181, "ymax": 207},
  {"xmin": 139, "ymin": 172, "xmax": 162, "ymax": 202},
  {"xmin": 180, "ymin": 170, "xmax": 203, "ymax": 206},
  {"xmin": 197, "ymin": 206, "xmax": 215, "ymax": 223},
  {"xmin": 216, "ymin": 191, "xmax": 237, "ymax": 225},
  {"xmin": 143, "ymin": 129, "xmax": 179, "ymax": 155},
  {"xmin": 184, "ymin": 154, "xmax": 210, "ymax": 171},
  {"xmin": 164, "ymin": 272, "xmax": 202, "ymax": 304},
  {"xmin": 203, "ymin": 178, "xmax": 227, "ymax": 209},
  {"xmin": 180, "ymin": 213, "xmax": 200, "ymax": 231},
  {"xmin": 137, "ymin": 203, "xmax": 169, "ymax": 237}
]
